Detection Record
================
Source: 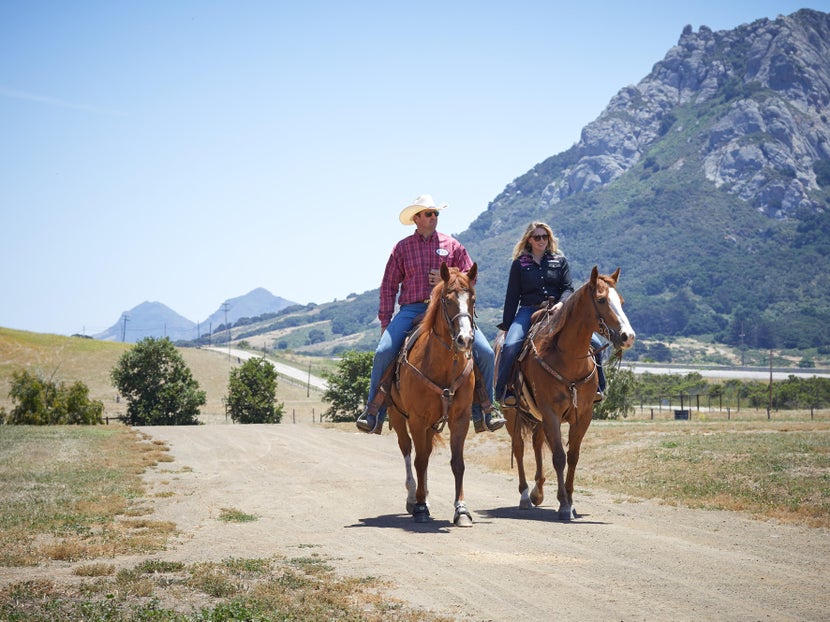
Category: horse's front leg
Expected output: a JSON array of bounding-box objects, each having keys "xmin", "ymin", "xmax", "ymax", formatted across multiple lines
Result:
[
  {"xmin": 529, "ymin": 423, "xmax": 547, "ymax": 507},
  {"xmin": 412, "ymin": 425, "xmax": 433, "ymax": 523},
  {"xmin": 541, "ymin": 414, "xmax": 570, "ymax": 521},
  {"xmin": 448, "ymin": 409, "xmax": 472, "ymax": 527},
  {"xmin": 506, "ymin": 408, "xmax": 532, "ymax": 509},
  {"xmin": 563, "ymin": 409, "xmax": 592, "ymax": 519}
]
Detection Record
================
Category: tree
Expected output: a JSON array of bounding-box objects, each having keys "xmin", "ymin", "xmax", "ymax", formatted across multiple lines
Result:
[
  {"xmin": 3, "ymin": 369, "xmax": 104, "ymax": 425},
  {"xmin": 111, "ymin": 337, "xmax": 205, "ymax": 425},
  {"xmin": 321, "ymin": 350, "xmax": 373, "ymax": 422},
  {"xmin": 225, "ymin": 357, "xmax": 284, "ymax": 423},
  {"xmin": 592, "ymin": 361, "xmax": 636, "ymax": 420}
]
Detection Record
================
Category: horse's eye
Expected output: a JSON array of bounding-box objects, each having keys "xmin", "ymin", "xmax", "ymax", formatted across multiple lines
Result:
[{"xmin": 597, "ymin": 297, "xmax": 607, "ymax": 305}]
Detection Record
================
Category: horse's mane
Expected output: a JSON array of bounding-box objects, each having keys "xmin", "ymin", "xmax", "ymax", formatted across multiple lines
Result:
[
  {"xmin": 536, "ymin": 273, "xmax": 612, "ymax": 354},
  {"xmin": 421, "ymin": 267, "xmax": 470, "ymax": 331}
]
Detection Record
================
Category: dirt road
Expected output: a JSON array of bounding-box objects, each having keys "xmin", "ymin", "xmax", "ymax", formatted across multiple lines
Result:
[{"xmin": 134, "ymin": 422, "xmax": 829, "ymax": 622}]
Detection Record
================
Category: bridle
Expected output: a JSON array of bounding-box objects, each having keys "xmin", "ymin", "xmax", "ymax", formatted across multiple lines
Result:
[{"xmin": 435, "ymin": 285, "xmax": 476, "ymax": 353}]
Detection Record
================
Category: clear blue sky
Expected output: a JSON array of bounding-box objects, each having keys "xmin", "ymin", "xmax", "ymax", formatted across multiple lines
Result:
[{"xmin": 1, "ymin": 1, "xmax": 823, "ymax": 336}]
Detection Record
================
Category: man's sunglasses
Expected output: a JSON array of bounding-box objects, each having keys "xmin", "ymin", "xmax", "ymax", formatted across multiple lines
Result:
[{"xmin": 418, "ymin": 211, "xmax": 440, "ymax": 218}]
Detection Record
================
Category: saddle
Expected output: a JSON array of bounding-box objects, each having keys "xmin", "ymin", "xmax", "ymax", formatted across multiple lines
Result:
[{"xmin": 366, "ymin": 315, "xmax": 489, "ymax": 429}]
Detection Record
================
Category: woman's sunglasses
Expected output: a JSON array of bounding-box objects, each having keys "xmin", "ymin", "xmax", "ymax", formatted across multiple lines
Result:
[
  {"xmin": 418, "ymin": 211, "xmax": 440, "ymax": 218},
  {"xmin": 530, "ymin": 234, "xmax": 549, "ymax": 242}
]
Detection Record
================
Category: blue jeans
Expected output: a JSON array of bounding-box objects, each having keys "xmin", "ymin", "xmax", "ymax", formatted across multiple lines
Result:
[
  {"xmin": 367, "ymin": 302, "xmax": 495, "ymax": 423},
  {"xmin": 495, "ymin": 306, "xmax": 535, "ymax": 399},
  {"xmin": 592, "ymin": 333, "xmax": 607, "ymax": 392}
]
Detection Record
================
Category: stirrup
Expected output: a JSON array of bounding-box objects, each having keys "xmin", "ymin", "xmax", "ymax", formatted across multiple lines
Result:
[
  {"xmin": 486, "ymin": 409, "xmax": 506, "ymax": 432},
  {"xmin": 356, "ymin": 411, "xmax": 376, "ymax": 433}
]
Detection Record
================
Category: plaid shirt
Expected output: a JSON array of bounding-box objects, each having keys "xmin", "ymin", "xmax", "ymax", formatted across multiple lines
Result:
[{"xmin": 378, "ymin": 230, "xmax": 473, "ymax": 329}]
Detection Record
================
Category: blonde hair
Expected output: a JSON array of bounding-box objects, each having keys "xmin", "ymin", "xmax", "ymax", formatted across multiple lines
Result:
[{"xmin": 511, "ymin": 221, "xmax": 559, "ymax": 260}]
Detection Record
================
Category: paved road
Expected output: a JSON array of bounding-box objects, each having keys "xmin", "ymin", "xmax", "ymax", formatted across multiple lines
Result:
[
  {"xmin": 204, "ymin": 346, "xmax": 328, "ymax": 390},
  {"xmin": 622, "ymin": 362, "xmax": 830, "ymax": 380}
]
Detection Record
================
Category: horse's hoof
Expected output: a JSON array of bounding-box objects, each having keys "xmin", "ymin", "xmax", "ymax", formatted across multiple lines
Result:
[
  {"xmin": 406, "ymin": 501, "xmax": 415, "ymax": 515},
  {"xmin": 453, "ymin": 504, "xmax": 473, "ymax": 527},
  {"xmin": 530, "ymin": 487, "xmax": 544, "ymax": 506},
  {"xmin": 413, "ymin": 503, "xmax": 430, "ymax": 523},
  {"xmin": 558, "ymin": 507, "xmax": 574, "ymax": 521},
  {"xmin": 519, "ymin": 497, "xmax": 532, "ymax": 510}
]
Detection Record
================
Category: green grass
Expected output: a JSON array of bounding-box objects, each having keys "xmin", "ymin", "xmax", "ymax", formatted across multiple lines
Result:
[{"xmin": 217, "ymin": 507, "xmax": 258, "ymax": 523}]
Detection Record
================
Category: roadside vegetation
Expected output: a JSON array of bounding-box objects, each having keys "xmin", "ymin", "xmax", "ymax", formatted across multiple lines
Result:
[
  {"xmin": 0, "ymin": 328, "xmax": 827, "ymax": 618},
  {"xmin": 0, "ymin": 424, "xmax": 453, "ymax": 621}
]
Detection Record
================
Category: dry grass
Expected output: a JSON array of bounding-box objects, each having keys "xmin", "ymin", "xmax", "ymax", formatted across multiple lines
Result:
[
  {"xmin": 0, "ymin": 425, "xmax": 176, "ymax": 566},
  {"xmin": 464, "ymin": 415, "xmax": 830, "ymax": 528}
]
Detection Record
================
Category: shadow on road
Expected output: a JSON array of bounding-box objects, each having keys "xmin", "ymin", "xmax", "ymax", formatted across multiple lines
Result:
[
  {"xmin": 477, "ymin": 505, "xmax": 609, "ymax": 525},
  {"xmin": 346, "ymin": 513, "xmax": 459, "ymax": 534}
]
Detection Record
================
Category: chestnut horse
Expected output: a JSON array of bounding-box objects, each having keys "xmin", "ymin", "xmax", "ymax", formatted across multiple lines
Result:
[
  {"xmin": 387, "ymin": 262, "xmax": 478, "ymax": 526},
  {"xmin": 497, "ymin": 267, "xmax": 635, "ymax": 520}
]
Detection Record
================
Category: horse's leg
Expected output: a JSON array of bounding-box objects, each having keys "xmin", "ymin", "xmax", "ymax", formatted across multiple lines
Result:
[
  {"xmin": 529, "ymin": 423, "xmax": 547, "ymax": 507},
  {"xmin": 540, "ymin": 412, "xmax": 570, "ymax": 521},
  {"xmin": 389, "ymin": 408, "xmax": 417, "ymax": 514},
  {"xmin": 564, "ymin": 409, "xmax": 593, "ymax": 519},
  {"xmin": 412, "ymin": 423, "xmax": 433, "ymax": 523},
  {"xmin": 448, "ymin": 409, "xmax": 472, "ymax": 527},
  {"xmin": 505, "ymin": 408, "xmax": 532, "ymax": 509}
]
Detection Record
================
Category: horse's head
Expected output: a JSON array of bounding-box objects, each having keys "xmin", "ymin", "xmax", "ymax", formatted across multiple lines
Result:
[
  {"xmin": 435, "ymin": 262, "xmax": 477, "ymax": 352},
  {"xmin": 590, "ymin": 266, "xmax": 636, "ymax": 351}
]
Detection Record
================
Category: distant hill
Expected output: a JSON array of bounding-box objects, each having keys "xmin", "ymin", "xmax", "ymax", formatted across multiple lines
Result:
[
  {"xmin": 96, "ymin": 288, "xmax": 296, "ymax": 343},
  {"xmin": 95, "ymin": 301, "xmax": 196, "ymax": 343}
]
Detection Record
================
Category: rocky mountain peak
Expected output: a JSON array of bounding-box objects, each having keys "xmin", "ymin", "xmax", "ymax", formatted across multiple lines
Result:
[{"xmin": 536, "ymin": 9, "xmax": 830, "ymax": 217}]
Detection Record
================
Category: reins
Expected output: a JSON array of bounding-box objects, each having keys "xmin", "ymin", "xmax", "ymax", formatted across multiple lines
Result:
[
  {"xmin": 398, "ymin": 283, "xmax": 476, "ymax": 432},
  {"xmin": 527, "ymin": 285, "xmax": 602, "ymax": 409}
]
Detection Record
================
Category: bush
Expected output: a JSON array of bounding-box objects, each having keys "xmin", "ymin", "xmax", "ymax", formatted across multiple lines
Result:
[
  {"xmin": 224, "ymin": 358, "xmax": 284, "ymax": 423},
  {"xmin": 321, "ymin": 351, "xmax": 373, "ymax": 422},
  {"xmin": 3, "ymin": 369, "xmax": 104, "ymax": 425},
  {"xmin": 111, "ymin": 337, "xmax": 205, "ymax": 426}
]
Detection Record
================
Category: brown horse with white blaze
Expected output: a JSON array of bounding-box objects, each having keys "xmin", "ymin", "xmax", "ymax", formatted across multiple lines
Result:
[
  {"xmin": 499, "ymin": 267, "xmax": 635, "ymax": 520},
  {"xmin": 387, "ymin": 262, "xmax": 478, "ymax": 526}
]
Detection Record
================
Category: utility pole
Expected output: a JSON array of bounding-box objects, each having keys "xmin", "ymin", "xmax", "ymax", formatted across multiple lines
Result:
[
  {"xmin": 222, "ymin": 302, "xmax": 231, "ymax": 361},
  {"xmin": 739, "ymin": 322, "xmax": 746, "ymax": 366},
  {"xmin": 768, "ymin": 348, "xmax": 773, "ymax": 420},
  {"xmin": 121, "ymin": 314, "xmax": 129, "ymax": 342}
]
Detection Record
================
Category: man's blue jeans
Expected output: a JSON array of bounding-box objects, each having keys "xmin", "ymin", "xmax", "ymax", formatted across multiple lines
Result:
[{"xmin": 367, "ymin": 302, "xmax": 495, "ymax": 423}]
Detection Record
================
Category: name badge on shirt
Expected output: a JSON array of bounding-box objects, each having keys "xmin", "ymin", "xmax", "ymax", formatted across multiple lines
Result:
[{"xmin": 436, "ymin": 248, "xmax": 449, "ymax": 257}]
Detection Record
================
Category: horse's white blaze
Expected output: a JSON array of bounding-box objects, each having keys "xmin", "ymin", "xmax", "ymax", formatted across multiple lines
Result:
[
  {"xmin": 608, "ymin": 288, "xmax": 636, "ymax": 348},
  {"xmin": 455, "ymin": 291, "xmax": 474, "ymax": 344}
]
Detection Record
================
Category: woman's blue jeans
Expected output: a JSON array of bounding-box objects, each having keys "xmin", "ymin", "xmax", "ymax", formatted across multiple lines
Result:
[
  {"xmin": 367, "ymin": 302, "xmax": 495, "ymax": 423},
  {"xmin": 495, "ymin": 306, "xmax": 535, "ymax": 400}
]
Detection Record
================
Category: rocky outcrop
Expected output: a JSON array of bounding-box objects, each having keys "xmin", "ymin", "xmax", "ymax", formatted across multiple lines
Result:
[{"xmin": 539, "ymin": 9, "xmax": 830, "ymax": 217}]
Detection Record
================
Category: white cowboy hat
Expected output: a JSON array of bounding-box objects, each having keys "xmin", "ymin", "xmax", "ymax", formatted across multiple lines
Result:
[{"xmin": 398, "ymin": 194, "xmax": 448, "ymax": 225}]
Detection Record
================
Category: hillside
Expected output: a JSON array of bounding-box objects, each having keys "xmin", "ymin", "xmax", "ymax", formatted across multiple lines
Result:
[
  {"xmin": 459, "ymin": 9, "xmax": 830, "ymax": 352},
  {"xmin": 87, "ymin": 10, "xmax": 829, "ymax": 360},
  {"xmin": 0, "ymin": 328, "xmax": 324, "ymax": 424}
]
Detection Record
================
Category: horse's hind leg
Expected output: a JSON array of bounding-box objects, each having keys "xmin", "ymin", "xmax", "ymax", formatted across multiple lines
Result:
[
  {"xmin": 506, "ymin": 409, "xmax": 531, "ymax": 509},
  {"xmin": 390, "ymin": 409, "xmax": 417, "ymax": 514}
]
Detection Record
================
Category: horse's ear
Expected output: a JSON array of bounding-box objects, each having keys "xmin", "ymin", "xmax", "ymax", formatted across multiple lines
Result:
[
  {"xmin": 590, "ymin": 266, "xmax": 599, "ymax": 286},
  {"xmin": 467, "ymin": 262, "xmax": 478, "ymax": 282},
  {"xmin": 440, "ymin": 262, "xmax": 450, "ymax": 281},
  {"xmin": 610, "ymin": 267, "xmax": 621, "ymax": 284}
]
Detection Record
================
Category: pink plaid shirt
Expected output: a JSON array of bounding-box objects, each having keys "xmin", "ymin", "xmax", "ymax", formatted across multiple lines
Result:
[{"xmin": 378, "ymin": 230, "xmax": 473, "ymax": 329}]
